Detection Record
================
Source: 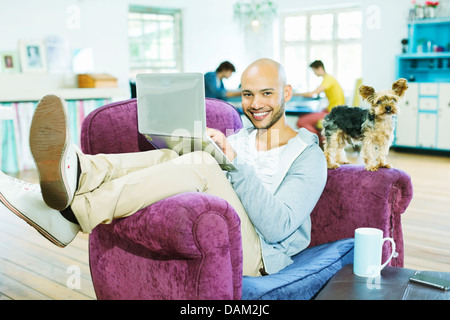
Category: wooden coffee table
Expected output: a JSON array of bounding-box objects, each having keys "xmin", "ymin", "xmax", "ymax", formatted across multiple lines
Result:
[{"xmin": 315, "ymin": 264, "xmax": 450, "ymax": 300}]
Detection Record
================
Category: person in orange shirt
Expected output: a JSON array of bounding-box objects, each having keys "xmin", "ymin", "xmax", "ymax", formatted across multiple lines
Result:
[{"xmin": 296, "ymin": 61, "xmax": 345, "ymax": 143}]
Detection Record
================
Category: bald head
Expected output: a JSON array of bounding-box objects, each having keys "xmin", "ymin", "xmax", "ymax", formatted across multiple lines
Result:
[{"xmin": 241, "ymin": 58, "xmax": 287, "ymax": 88}]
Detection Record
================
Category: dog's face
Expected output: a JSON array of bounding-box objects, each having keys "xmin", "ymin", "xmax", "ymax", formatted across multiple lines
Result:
[{"xmin": 359, "ymin": 79, "xmax": 408, "ymax": 117}]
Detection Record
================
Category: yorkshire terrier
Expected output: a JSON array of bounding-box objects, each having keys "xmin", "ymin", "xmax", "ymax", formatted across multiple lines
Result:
[{"xmin": 322, "ymin": 78, "xmax": 408, "ymax": 171}]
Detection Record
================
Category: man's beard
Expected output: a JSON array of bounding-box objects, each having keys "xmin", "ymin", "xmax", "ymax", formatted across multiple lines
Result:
[{"xmin": 246, "ymin": 98, "xmax": 286, "ymax": 130}]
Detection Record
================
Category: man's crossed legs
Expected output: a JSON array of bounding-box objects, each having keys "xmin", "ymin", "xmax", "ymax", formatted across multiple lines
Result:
[{"xmin": 0, "ymin": 95, "xmax": 263, "ymax": 276}]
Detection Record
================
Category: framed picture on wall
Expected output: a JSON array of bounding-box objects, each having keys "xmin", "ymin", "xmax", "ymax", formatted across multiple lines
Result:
[
  {"xmin": 19, "ymin": 40, "xmax": 47, "ymax": 73},
  {"xmin": 0, "ymin": 51, "xmax": 20, "ymax": 73}
]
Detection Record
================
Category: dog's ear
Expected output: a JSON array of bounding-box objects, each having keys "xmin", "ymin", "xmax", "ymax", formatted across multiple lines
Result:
[
  {"xmin": 359, "ymin": 85, "xmax": 376, "ymax": 103},
  {"xmin": 392, "ymin": 78, "xmax": 408, "ymax": 97}
]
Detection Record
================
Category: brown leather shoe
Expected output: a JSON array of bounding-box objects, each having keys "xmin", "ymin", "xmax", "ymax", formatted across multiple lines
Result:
[{"xmin": 29, "ymin": 95, "xmax": 78, "ymax": 211}]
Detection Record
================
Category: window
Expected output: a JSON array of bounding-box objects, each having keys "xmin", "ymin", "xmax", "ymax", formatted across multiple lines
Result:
[
  {"xmin": 281, "ymin": 8, "xmax": 362, "ymax": 97},
  {"xmin": 128, "ymin": 5, "xmax": 182, "ymax": 77}
]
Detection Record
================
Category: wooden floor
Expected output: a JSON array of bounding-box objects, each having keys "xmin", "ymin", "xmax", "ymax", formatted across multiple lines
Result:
[
  {"xmin": 0, "ymin": 171, "xmax": 95, "ymax": 300},
  {"xmin": 0, "ymin": 150, "xmax": 449, "ymax": 300},
  {"xmin": 387, "ymin": 151, "xmax": 450, "ymax": 272}
]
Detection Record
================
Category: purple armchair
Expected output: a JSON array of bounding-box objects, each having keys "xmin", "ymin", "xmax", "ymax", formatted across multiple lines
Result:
[
  {"xmin": 310, "ymin": 164, "xmax": 412, "ymax": 267},
  {"xmin": 81, "ymin": 98, "xmax": 413, "ymax": 300}
]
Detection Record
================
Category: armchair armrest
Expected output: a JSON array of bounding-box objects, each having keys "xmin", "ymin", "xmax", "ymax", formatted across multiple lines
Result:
[
  {"xmin": 89, "ymin": 192, "xmax": 243, "ymax": 300},
  {"xmin": 310, "ymin": 165, "xmax": 413, "ymax": 267}
]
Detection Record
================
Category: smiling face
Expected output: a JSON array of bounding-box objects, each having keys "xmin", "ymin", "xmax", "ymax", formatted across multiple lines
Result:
[{"xmin": 240, "ymin": 59, "xmax": 292, "ymax": 130}]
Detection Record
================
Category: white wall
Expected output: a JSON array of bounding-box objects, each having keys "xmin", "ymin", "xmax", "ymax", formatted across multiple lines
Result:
[
  {"xmin": 0, "ymin": 0, "xmax": 248, "ymax": 91},
  {"xmin": 0, "ymin": 0, "xmax": 130, "ymax": 88},
  {"xmin": 0, "ymin": 0, "xmax": 423, "ymax": 95},
  {"xmin": 359, "ymin": 0, "xmax": 410, "ymax": 90}
]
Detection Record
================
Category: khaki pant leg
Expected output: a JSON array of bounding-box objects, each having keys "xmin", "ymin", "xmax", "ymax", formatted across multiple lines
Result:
[
  {"xmin": 71, "ymin": 150, "xmax": 263, "ymax": 276},
  {"xmin": 75, "ymin": 149, "xmax": 178, "ymax": 193}
]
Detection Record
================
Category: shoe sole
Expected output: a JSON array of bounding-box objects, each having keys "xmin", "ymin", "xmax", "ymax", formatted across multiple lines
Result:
[
  {"xmin": 0, "ymin": 192, "xmax": 67, "ymax": 247},
  {"xmin": 30, "ymin": 95, "xmax": 72, "ymax": 211}
]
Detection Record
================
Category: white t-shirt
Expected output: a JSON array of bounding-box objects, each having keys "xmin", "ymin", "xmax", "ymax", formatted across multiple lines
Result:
[{"xmin": 230, "ymin": 130, "xmax": 285, "ymax": 192}]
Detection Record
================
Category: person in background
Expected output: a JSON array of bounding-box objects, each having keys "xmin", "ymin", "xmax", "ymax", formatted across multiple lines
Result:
[
  {"xmin": 204, "ymin": 61, "xmax": 241, "ymax": 100},
  {"xmin": 295, "ymin": 60, "xmax": 345, "ymax": 141}
]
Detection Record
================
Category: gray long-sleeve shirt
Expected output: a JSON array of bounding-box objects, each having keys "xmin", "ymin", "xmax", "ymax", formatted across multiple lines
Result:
[{"xmin": 227, "ymin": 128, "xmax": 327, "ymax": 274}]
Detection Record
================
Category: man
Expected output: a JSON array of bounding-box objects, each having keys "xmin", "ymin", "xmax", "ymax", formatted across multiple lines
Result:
[
  {"xmin": 204, "ymin": 61, "xmax": 240, "ymax": 100},
  {"xmin": 0, "ymin": 59, "xmax": 327, "ymax": 277},
  {"xmin": 296, "ymin": 60, "xmax": 345, "ymax": 139}
]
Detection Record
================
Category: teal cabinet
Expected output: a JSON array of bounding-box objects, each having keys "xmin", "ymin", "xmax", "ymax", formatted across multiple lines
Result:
[
  {"xmin": 397, "ymin": 18, "xmax": 450, "ymax": 83},
  {"xmin": 408, "ymin": 18, "xmax": 450, "ymax": 54},
  {"xmin": 396, "ymin": 53, "xmax": 450, "ymax": 83},
  {"xmin": 394, "ymin": 83, "xmax": 450, "ymax": 151},
  {"xmin": 395, "ymin": 18, "xmax": 450, "ymax": 151}
]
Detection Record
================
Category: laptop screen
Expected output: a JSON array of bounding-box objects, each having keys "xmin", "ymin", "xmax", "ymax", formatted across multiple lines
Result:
[{"xmin": 136, "ymin": 73, "xmax": 206, "ymax": 139}]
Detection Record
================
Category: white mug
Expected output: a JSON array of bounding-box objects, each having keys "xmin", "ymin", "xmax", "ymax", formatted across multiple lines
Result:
[{"xmin": 353, "ymin": 228, "xmax": 396, "ymax": 277}]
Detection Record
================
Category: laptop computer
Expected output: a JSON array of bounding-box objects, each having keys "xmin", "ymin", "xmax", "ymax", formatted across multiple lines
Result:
[{"xmin": 136, "ymin": 73, "xmax": 235, "ymax": 171}]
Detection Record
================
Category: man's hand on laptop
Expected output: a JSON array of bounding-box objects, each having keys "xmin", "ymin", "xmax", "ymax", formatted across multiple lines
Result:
[{"xmin": 206, "ymin": 128, "xmax": 237, "ymax": 162}]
